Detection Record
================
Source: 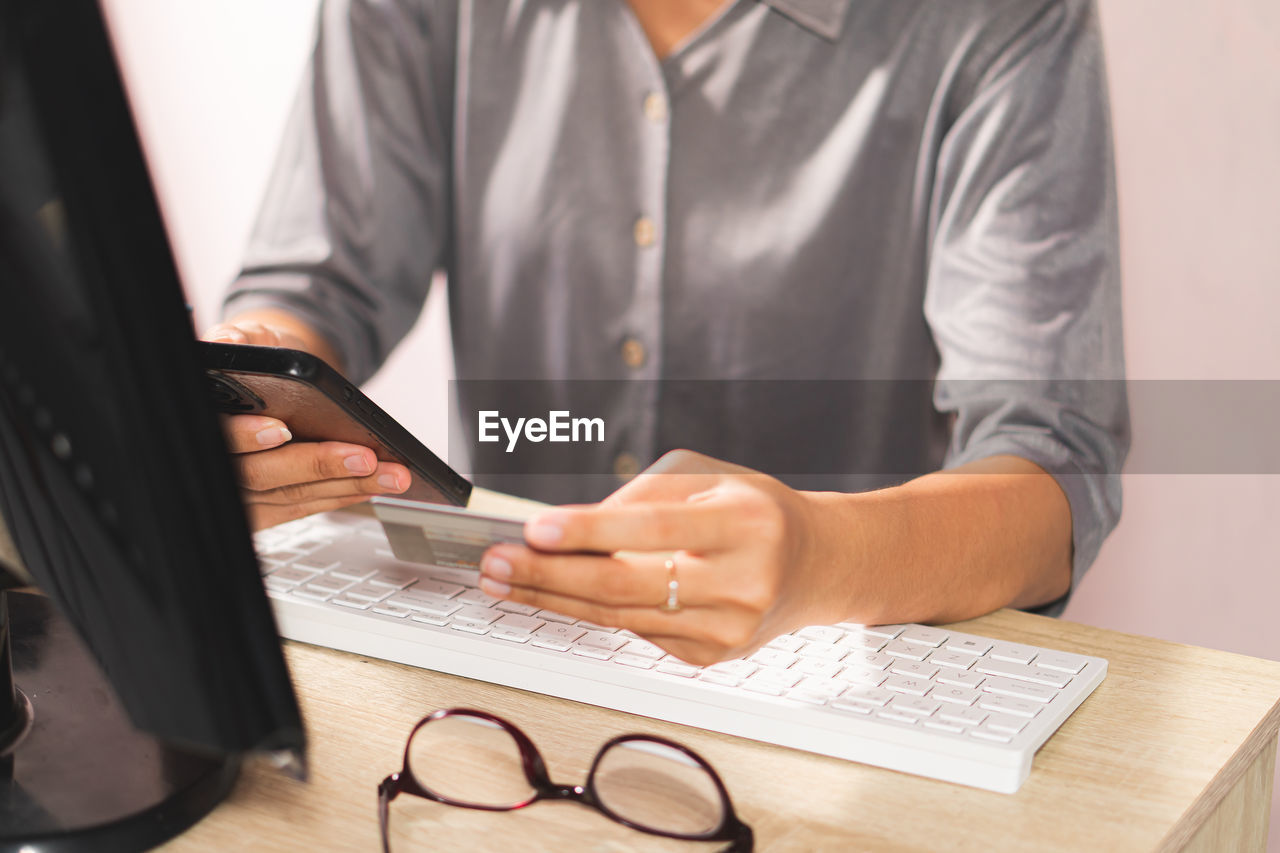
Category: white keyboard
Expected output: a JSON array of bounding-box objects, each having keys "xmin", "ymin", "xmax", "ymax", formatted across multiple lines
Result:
[{"xmin": 255, "ymin": 512, "xmax": 1107, "ymax": 793}]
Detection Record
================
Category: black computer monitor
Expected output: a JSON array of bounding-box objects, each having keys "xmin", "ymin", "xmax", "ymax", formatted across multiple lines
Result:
[{"xmin": 0, "ymin": 0, "xmax": 304, "ymax": 848}]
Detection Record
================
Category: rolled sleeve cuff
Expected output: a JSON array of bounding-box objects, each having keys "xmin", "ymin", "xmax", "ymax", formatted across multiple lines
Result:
[
  {"xmin": 222, "ymin": 273, "xmax": 381, "ymax": 385},
  {"xmin": 945, "ymin": 431, "xmax": 1121, "ymax": 617}
]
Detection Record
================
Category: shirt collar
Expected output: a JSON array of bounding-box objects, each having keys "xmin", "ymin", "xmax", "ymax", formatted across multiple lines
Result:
[{"xmin": 760, "ymin": 0, "xmax": 851, "ymax": 41}]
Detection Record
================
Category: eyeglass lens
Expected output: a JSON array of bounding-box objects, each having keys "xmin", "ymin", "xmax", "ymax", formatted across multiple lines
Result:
[
  {"xmin": 408, "ymin": 714, "xmax": 536, "ymax": 808},
  {"xmin": 592, "ymin": 739, "xmax": 726, "ymax": 835}
]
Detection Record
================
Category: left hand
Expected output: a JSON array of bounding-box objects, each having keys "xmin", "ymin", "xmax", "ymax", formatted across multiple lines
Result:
[{"xmin": 478, "ymin": 450, "xmax": 844, "ymax": 666}]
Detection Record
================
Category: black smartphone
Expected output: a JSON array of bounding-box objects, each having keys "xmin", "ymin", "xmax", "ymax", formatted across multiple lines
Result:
[{"xmin": 198, "ymin": 341, "xmax": 471, "ymax": 507}]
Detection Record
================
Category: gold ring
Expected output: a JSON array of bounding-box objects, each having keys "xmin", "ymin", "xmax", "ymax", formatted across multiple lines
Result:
[{"xmin": 659, "ymin": 556, "xmax": 681, "ymax": 613}]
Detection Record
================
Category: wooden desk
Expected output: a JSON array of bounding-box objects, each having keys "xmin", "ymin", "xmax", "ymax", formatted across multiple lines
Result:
[{"xmin": 161, "ymin": 497, "xmax": 1280, "ymax": 851}]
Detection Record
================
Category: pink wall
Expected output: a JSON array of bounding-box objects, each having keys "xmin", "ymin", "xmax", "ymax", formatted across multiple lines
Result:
[{"xmin": 104, "ymin": 0, "xmax": 1280, "ymax": 844}]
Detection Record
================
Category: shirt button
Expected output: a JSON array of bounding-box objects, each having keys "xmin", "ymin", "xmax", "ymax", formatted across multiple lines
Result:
[
  {"xmin": 620, "ymin": 338, "xmax": 647, "ymax": 369},
  {"xmin": 643, "ymin": 92, "xmax": 668, "ymax": 124},
  {"xmin": 633, "ymin": 217, "xmax": 657, "ymax": 248},
  {"xmin": 613, "ymin": 452, "xmax": 641, "ymax": 482}
]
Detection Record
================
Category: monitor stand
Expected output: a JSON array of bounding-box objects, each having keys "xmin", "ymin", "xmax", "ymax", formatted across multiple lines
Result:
[{"xmin": 0, "ymin": 590, "xmax": 240, "ymax": 852}]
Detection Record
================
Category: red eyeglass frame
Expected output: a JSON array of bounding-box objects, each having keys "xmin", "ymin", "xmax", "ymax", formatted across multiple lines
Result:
[{"xmin": 377, "ymin": 707, "xmax": 754, "ymax": 852}]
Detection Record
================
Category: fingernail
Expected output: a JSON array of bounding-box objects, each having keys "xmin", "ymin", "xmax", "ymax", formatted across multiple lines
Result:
[
  {"xmin": 377, "ymin": 473, "xmax": 404, "ymax": 491},
  {"xmin": 525, "ymin": 513, "xmax": 566, "ymax": 547},
  {"xmin": 482, "ymin": 555, "xmax": 512, "ymax": 581},
  {"xmin": 209, "ymin": 327, "xmax": 246, "ymax": 343},
  {"xmin": 344, "ymin": 453, "xmax": 374, "ymax": 475},
  {"xmin": 255, "ymin": 426, "xmax": 291, "ymax": 447},
  {"xmin": 479, "ymin": 576, "xmax": 511, "ymax": 597}
]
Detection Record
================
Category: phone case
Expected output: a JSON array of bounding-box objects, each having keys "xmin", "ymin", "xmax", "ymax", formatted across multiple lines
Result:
[{"xmin": 198, "ymin": 342, "xmax": 471, "ymax": 507}]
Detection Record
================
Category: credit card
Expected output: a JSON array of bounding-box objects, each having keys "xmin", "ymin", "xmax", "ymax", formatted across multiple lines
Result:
[{"xmin": 371, "ymin": 496, "xmax": 526, "ymax": 571}]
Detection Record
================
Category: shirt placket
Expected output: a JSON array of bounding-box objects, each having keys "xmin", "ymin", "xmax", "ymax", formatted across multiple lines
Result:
[{"xmin": 611, "ymin": 53, "xmax": 672, "ymax": 484}]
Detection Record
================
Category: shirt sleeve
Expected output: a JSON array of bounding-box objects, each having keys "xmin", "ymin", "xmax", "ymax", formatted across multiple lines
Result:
[
  {"xmin": 223, "ymin": 0, "xmax": 454, "ymax": 384},
  {"xmin": 924, "ymin": 0, "xmax": 1130, "ymax": 615}
]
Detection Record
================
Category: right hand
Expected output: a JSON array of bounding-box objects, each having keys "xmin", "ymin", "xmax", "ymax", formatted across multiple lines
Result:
[{"xmin": 204, "ymin": 320, "xmax": 411, "ymax": 530}]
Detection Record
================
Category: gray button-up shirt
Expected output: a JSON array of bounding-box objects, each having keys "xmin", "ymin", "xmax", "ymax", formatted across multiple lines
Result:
[{"xmin": 227, "ymin": 0, "xmax": 1129, "ymax": 609}]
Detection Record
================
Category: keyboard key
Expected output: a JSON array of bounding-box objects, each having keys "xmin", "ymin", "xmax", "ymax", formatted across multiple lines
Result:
[
  {"xmin": 798, "ymin": 642, "xmax": 847, "ymax": 661},
  {"xmin": 576, "ymin": 631, "xmax": 628, "ymax": 652},
  {"xmin": 882, "ymin": 675, "xmax": 931, "ymax": 697},
  {"xmin": 889, "ymin": 661, "xmax": 940, "ymax": 680},
  {"xmin": 453, "ymin": 605, "xmax": 503, "ymax": 626},
  {"xmin": 924, "ymin": 719, "xmax": 965, "ymax": 734},
  {"xmin": 883, "ymin": 641, "xmax": 930, "ymax": 662},
  {"xmin": 838, "ymin": 633, "xmax": 886, "ymax": 652},
  {"xmin": 1035, "ymin": 652, "xmax": 1089, "ymax": 674},
  {"xmin": 263, "ymin": 566, "xmax": 319, "ymax": 589},
  {"xmin": 410, "ymin": 613, "xmax": 450, "ymax": 627},
  {"xmin": 977, "ymin": 695, "xmax": 1042, "ymax": 719},
  {"xmin": 983, "ymin": 713, "xmax": 1029, "ymax": 735},
  {"xmin": 293, "ymin": 555, "xmax": 341, "ymax": 573},
  {"xmin": 836, "ymin": 686, "xmax": 894, "ymax": 707},
  {"xmin": 656, "ymin": 659, "xmax": 700, "ymax": 678},
  {"xmin": 899, "ymin": 626, "xmax": 949, "ymax": 648},
  {"xmin": 988, "ymin": 643, "xmax": 1039, "ymax": 665},
  {"xmin": 744, "ymin": 668, "xmax": 802, "ymax": 693},
  {"xmin": 765, "ymin": 635, "xmax": 806, "ymax": 653},
  {"xmin": 936, "ymin": 670, "xmax": 986, "ymax": 689},
  {"xmin": 969, "ymin": 727, "xmax": 1012, "ymax": 743},
  {"xmin": 331, "ymin": 595, "xmax": 372, "ymax": 610},
  {"xmin": 330, "ymin": 565, "xmax": 378, "ymax": 582},
  {"xmin": 304, "ymin": 575, "xmax": 354, "ymax": 594},
  {"xmin": 614, "ymin": 654, "xmax": 657, "ymax": 669},
  {"xmin": 888, "ymin": 696, "xmax": 941, "ymax": 717},
  {"xmin": 927, "ymin": 650, "xmax": 976, "ymax": 670},
  {"xmin": 943, "ymin": 634, "xmax": 992, "ymax": 656},
  {"xmin": 982, "ymin": 676, "xmax": 1060, "ymax": 703},
  {"xmin": 749, "ymin": 648, "xmax": 799, "ymax": 669},
  {"xmin": 530, "ymin": 638, "xmax": 572, "ymax": 651},
  {"xmin": 620, "ymin": 639, "xmax": 666, "ymax": 660},
  {"xmin": 830, "ymin": 699, "xmax": 873, "ymax": 715},
  {"xmin": 792, "ymin": 658, "xmax": 845, "ymax": 679},
  {"xmin": 457, "ymin": 588, "xmax": 500, "ymax": 607},
  {"xmin": 413, "ymin": 579, "xmax": 466, "ymax": 599},
  {"xmin": 846, "ymin": 651, "xmax": 894, "ymax": 671},
  {"xmin": 571, "ymin": 646, "xmax": 613, "ymax": 661},
  {"xmin": 938, "ymin": 705, "xmax": 988, "ymax": 727},
  {"xmin": 371, "ymin": 603, "xmax": 412, "ymax": 618},
  {"xmin": 840, "ymin": 666, "xmax": 888, "ymax": 686},
  {"xmin": 289, "ymin": 587, "xmax": 335, "ymax": 602},
  {"xmin": 450, "ymin": 622, "xmax": 491, "ymax": 636},
  {"xmin": 932, "ymin": 685, "xmax": 981, "ymax": 706},
  {"xmin": 369, "ymin": 571, "xmax": 418, "ymax": 590},
  {"xmin": 491, "ymin": 613, "xmax": 545, "ymax": 636},
  {"xmin": 974, "ymin": 658, "xmax": 1072, "ymax": 688},
  {"xmin": 343, "ymin": 583, "xmax": 394, "ymax": 602},
  {"xmin": 796, "ymin": 626, "xmax": 844, "ymax": 643},
  {"xmin": 495, "ymin": 600, "xmax": 542, "ymax": 616},
  {"xmin": 536, "ymin": 609, "xmax": 578, "ymax": 624},
  {"xmin": 704, "ymin": 660, "xmax": 758, "ymax": 679},
  {"xmin": 410, "ymin": 600, "xmax": 463, "ymax": 619},
  {"xmin": 490, "ymin": 629, "xmax": 532, "ymax": 644},
  {"xmin": 425, "ymin": 566, "xmax": 482, "ymax": 586},
  {"xmin": 794, "ymin": 676, "xmax": 846, "ymax": 697},
  {"xmin": 876, "ymin": 709, "xmax": 919, "ymax": 724},
  {"xmin": 388, "ymin": 590, "xmax": 459, "ymax": 612},
  {"xmin": 533, "ymin": 624, "xmax": 587, "ymax": 644}
]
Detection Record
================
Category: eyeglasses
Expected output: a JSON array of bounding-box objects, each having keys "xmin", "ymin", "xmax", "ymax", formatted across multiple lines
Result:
[{"xmin": 377, "ymin": 708, "xmax": 754, "ymax": 852}]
